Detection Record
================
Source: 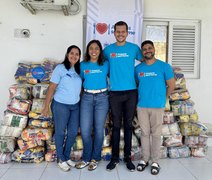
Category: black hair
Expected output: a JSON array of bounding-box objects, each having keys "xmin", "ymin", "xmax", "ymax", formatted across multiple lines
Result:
[
  {"xmin": 114, "ymin": 21, "xmax": 128, "ymax": 32},
  {"xmin": 141, "ymin": 40, "xmax": 154, "ymax": 48},
  {"xmin": 84, "ymin": 40, "xmax": 104, "ymax": 65},
  {"xmin": 62, "ymin": 45, "xmax": 81, "ymax": 74}
]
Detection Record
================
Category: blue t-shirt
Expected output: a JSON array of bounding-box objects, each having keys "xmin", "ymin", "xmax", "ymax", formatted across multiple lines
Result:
[
  {"xmin": 50, "ymin": 64, "xmax": 82, "ymax": 104},
  {"xmin": 135, "ymin": 60, "xmax": 174, "ymax": 108},
  {"xmin": 103, "ymin": 42, "xmax": 142, "ymax": 91},
  {"xmin": 80, "ymin": 61, "xmax": 109, "ymax": 90}
]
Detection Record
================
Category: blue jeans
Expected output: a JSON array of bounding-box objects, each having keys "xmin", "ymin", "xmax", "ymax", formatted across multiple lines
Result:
[
  {"xmin": 109, "ymin": 89, "xmax": 138, "ymax": 161},
  {"xmin": 51, "ymin": 99, "xmax": 79, "ymax": 162},
  {"xmin": 80, "ymin": 91, "xmax": 109, "ymax": 162}
]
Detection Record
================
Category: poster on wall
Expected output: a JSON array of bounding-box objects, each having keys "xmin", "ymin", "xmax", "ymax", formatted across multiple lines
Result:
[{"xmin": 86, "ymin": 0, "xmax": 144, "ymax": 48}]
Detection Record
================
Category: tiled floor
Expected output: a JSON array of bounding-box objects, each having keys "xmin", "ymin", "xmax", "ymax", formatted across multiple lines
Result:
[{"xmin": 0, "ymin": 147, "xmax": 212, "ymax": 180}]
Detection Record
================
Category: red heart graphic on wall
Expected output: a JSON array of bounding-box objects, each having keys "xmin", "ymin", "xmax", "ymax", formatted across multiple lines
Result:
[{"xmin": 96, "ymin": 23, "xmax": 108, "ymax": 34}]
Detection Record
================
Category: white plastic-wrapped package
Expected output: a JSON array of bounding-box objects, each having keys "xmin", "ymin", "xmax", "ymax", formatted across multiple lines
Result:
[
  {"xmin": 0, "ymin": 126, "xmax": 22, "ymax": 138},
  {"xmin": 179, "ymin": 122, "xmax": 207, "ymax": 136},
  {"xmin": 163, "ymin": 111, "xmax": 175, "ymax": 124},
  {"xmin": 160, "ymin": 146, "xmax": 168, "ymax": 159},
  {"xmin": 3, "ymin": 111, "xmax": 28, "ymax": 129},
  {"xmin": 0, "ymin": 137, "xmax": 16, "ymax": 153},
  {"xmin": 0, "ymin": 153, "xmax": 12, "ymax": 164},
  {"xmin": 28, "ymin": 111, "xmax": 52, "ymax": 119},
  {"xmin": 171, "ymin": 100, "xmax": 195, "ymax": 116},
  {"xmin": 102, "ymin": 134, "xmax": 111, "ymax": 147},
  {"xmin": 31, "ymin": 99, "xmax": 45, "ymax": 114},
  {"xmin": 178, "ymin": 113, "xmax": 199, "ymax": 123},
  {"xmin": 132, "ymin": 134, "xmax": 139, "ymax": 148},
  {"xmin": 7, "ymin": 98, "xmax": 32, "ymax": 115},
  {"xmin": 17, "ymin": 138, "xmax": 44, "ymax": 151},
  {"xmin": 191, "ymin": 146, "xmax": 207, "ymax": 157},
  {"xmin": 168, "ymin": 145, "xmax": 190, "ymax": 159},
  {"xmin": 9, "ymin": 84, "xmax": 32, "ymax": 100},
  {"xmin": 184, "ymin": 135, "xmax": 208, "ymax": 147},
  {"xmin": 170, "ymin": 89, "xmax": 190, "ymax": 101},
  {"xmin": 32, "ymin": 84, "xmax": 49, "ymax": 99},
  {"xmin": 21, "ymin": 127, "xmax": 53, "ymax": 141},
  {"xmin": 173, "ymin": 67, "xmax": 186, "ymax": 90},
  {"xmin": 162, "ymin": 123, "xmax": 180, "ymax": 136},
  {"xmin": 46, "ymin": 139, "xmax": 56, "ymax": 151},
  {"xmin": 163, "ymin": 134, "xmax": 183, "ymax": 147},
  {"xmin": 70, "ymin": 149, "xmax": 83, "ymax": 161},
  {"xmin": 131, "ymin": 146, "xmax": 142, "ymax": 161},
  {"xmin": 28, "ymin": 119, "xmax": 53, "ymax": 128},
  {"xmin": 12, "ymin": 147, "xmax": 45, "ymax": 163},
  {"xmin": 45, "ymin": 150, "xmax": 57, "ymax": 162}
]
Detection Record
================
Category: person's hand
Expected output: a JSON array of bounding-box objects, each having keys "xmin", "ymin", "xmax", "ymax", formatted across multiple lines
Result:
[{"xmin": 41, "ymin": 106, "xmax": 50, "ymax": 117}]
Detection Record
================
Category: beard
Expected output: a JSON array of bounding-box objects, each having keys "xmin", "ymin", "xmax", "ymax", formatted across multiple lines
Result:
[{"xmin": 144, "ymin": 52, "xmax": 155, "ymax": 60}]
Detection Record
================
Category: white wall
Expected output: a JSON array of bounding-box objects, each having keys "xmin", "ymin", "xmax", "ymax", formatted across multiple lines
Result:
[{"xmin": 0, "ymin": 0, "xmax": 212, "ymax": 123}]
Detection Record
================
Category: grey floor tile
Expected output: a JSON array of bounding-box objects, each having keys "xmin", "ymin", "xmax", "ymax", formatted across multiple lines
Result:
[
  {"xmin": 178, "ymin": 157, "xmax": 211, "ymax": 165},
  {"xmin": 158, "ymin": 159, "xmax": 196, "ymax": 180},
  {"xmin": 46, "ymin": 161, "xmax": 58, "ymax": 168},
  {"xmin": 40, "ymin": 167, "xmax": 80, "ymax": 180},
  {"xmin": 0, "ymin": 162, "xmax": 14, "ymax": 169},
  {"xmin": 0, "ymin": 169, "xmax": 8, "ymax": 179},
  {"xmin": 1, "ymin": 168, "xmax": 45, "ymax": 180},
  {"xmin": 182, "ymin": 162, "xmax": 212, "ymax": 180}
]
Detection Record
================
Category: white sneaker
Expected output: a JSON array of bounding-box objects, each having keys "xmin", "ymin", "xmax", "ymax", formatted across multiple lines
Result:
[
  {"xmin": 66, "ymin": 159, "xmax": 76, "ymax": 167},
  {"xmin": 58, "ymin": 161, "xmax": 70, "ymax": 171}
]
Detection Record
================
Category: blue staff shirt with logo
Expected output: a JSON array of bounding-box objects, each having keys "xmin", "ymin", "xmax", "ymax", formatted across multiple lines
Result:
[
  {"xmin": 80, "ymin": 61, "xmax": 109, "ymax": 90},
  {"xmin": 103, "ymin": 42, "xmax": 142, "ymax": 91},
  {"xmin": 135, "ymin": 60, "xmax": 174, "ymax": 108},
  {"xmin": 50, "ymin": 64, "xmax": 82, "ymax": 104}
]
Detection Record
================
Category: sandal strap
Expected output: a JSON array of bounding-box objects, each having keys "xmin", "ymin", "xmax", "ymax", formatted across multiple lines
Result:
[
  {"xmin": 151, "ymin": 162, "xmax": 160, "ymax": 168},
  {"xmin": 139, "ymin": 160, "xmax": 147, "ymax": 165}
]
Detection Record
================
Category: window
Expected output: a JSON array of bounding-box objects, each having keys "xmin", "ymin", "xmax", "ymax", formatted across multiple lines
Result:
[{"xmin": 142, "ymin": 18, "xmax": 201, "ymax": 79}]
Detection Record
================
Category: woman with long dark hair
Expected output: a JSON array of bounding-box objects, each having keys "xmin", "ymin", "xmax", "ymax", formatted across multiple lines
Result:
[
  {"xmin": 75, "ymin": 40, "xmax": 109, "ymax": 171},
  {"xmin": 42, "ymin": 45, "xmax": 82, "ymax": 172}
]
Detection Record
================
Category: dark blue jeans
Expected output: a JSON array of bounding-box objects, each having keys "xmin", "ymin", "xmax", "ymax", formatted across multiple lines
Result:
[
  {"xmin": 80, "ymin": 91, "xmax": 109, "ymax": 162},
  {"xmin": 109, "ymin": 89, "xmax": 138, "ymax": 161},
  {"xmin": 51, "ymin": 99, "xmax": 79, "ymax": 162}
]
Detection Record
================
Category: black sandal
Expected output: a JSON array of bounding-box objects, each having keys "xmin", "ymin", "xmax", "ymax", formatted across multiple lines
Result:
[
  {"xmin": 151, "ymin": 162, "xmax": 160, "ymax": 175},
  {"xmin": 137, "ymin": 160, "xmax": 149, "ymax": 172}
]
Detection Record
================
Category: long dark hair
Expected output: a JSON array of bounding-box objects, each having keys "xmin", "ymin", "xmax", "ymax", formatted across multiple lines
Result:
[
  {"xmin": 62, "ymin": 45, "xmax": 81, "ymax": 74},
  {"xmin": 84, "ymin": 40, "xmax": 104, "ymax": 65}
]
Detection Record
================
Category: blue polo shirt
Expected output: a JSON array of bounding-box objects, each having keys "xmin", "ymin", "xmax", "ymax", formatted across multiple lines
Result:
[{"xmin": 50, "ymin": 64, "xmax": 82, "ymax": 104}]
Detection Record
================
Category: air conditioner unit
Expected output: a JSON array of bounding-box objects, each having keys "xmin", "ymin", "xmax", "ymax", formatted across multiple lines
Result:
[{"xmin": 20, "ymin": 0, "xmax": 80, "ymax": 16}]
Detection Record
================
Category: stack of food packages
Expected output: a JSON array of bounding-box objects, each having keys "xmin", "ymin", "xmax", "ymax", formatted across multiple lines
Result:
[
  {"xmin": 161, "ymin": 67, "xmax": 208, "ymax": 159},
  {"xmin": 0, "ymin": 84, "xmax": 32, "ymax": 164},
  {"xmin": 0, "ymin": 60, "xmax": 57, "ymax": 164}
]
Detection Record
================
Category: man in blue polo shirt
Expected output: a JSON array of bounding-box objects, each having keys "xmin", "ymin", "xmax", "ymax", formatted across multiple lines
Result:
[{"xmin": 104, "ymin": 21, "xmax": 142, "ymax": 171}]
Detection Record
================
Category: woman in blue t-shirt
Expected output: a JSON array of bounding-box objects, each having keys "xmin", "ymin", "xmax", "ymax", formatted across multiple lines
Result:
[
  {"xmin": 42, "ymin": 45, "xmax": 82, "ymax": 172},
  {"xmin": 75, "ymin": 40, "xmax": 109, "ymax": 171}
]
